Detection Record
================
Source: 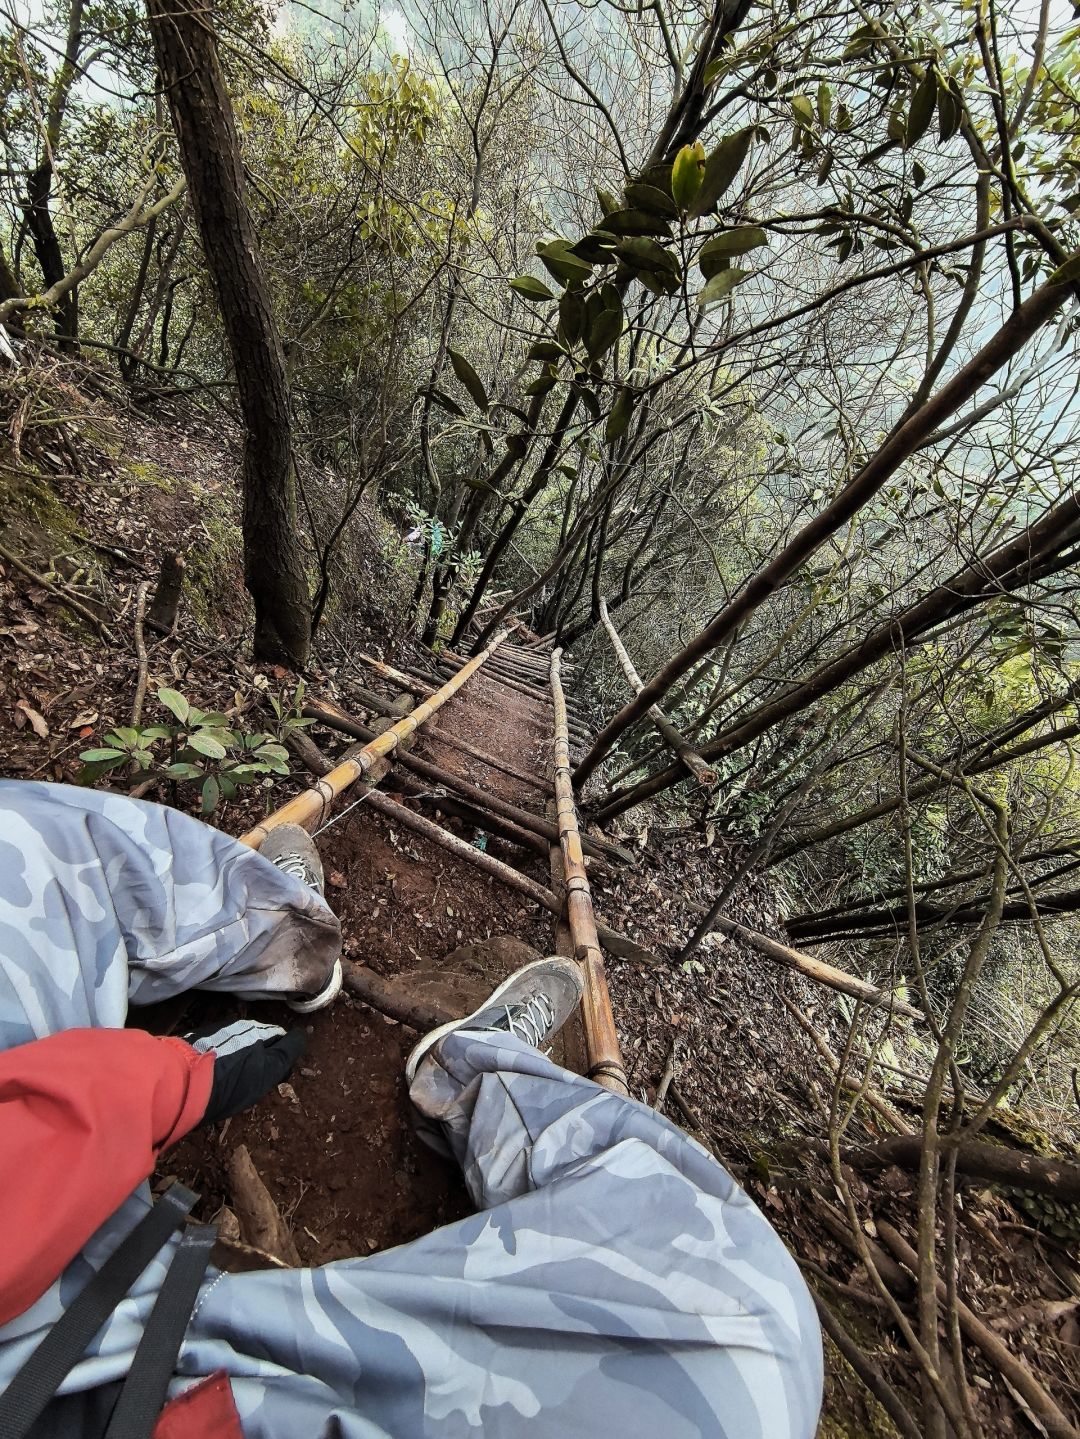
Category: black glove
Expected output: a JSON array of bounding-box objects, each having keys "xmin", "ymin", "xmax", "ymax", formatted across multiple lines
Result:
[{"xmin": 184, "ymin": 1019, "xmax": 307, "ymax": 1125}]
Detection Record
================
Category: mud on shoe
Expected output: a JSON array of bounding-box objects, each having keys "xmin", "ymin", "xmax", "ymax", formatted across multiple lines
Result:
[
  {"xmin": 405, "ymin": 955, "xmax": 584, "ymax": 1084},
  {"xmin": 260, "ymin": 823, "xmax": 342, "ymax": 1013}
]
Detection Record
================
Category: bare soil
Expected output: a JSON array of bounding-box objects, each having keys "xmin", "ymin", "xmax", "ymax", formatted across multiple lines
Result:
[
  {"xmin": 166, "ymin": 672, "xmax": 577, "ymax": 1258},
  {"xmin": 4, "ymin": 366, "xmax": 1077, "ymax": 1437}
]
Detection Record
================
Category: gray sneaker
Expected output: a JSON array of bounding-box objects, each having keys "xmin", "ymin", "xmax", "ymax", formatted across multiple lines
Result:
[
  {"xmin": 405, "ymin": 956, "xmax": 584, "ymax": 1083},
  {"xmin": 261, "ymin": 823, "xmax": 326, "ymax": 894},
  {"xmin": 260, "ymin": 824, "xmax": 341, "ymax": 1013}
]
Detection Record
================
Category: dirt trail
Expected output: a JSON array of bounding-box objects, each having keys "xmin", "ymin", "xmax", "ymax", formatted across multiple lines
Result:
[{"xmin": 166, "ymin": 651, "xmax": 583, "ymax": 1262}]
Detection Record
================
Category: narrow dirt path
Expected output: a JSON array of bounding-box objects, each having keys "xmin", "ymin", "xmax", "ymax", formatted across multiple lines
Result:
[{"xmin": 167, "ymin": 648, "xmax": 581, "ymax": 1263}]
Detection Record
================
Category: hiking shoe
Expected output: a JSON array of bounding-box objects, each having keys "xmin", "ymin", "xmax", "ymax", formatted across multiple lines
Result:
[
  {"xmin": 286, "ymin": 958, "xmax": 343, "ymax": 1014},
  {"xmin": 261, "ymin": 823, "xmax": 326, "ymax": 894},
  {"xmin": 405, "ymin": 956, "xmax": 584, "ymax": 1083},
  {"xmin": 260, "ymin": 823, "xmax": 342, "ymax": 1013}
]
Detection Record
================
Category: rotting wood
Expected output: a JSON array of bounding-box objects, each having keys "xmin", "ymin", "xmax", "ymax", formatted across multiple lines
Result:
[
  {"xmin": 710, "ymin": 916, "xmax": 926, "ymax": 1022},
  {"xmin": 238, "ymin": 632, "xmax": 508, "ymax": 847},
  {"xmin": 212, "ymin": 1207, "xmax": 290, "ymax": 1272},
  {"xmin": 655, "ymin": 1038, "xmax": 679, "ymax": 1108},
  {"xmin": 436, "ymin": 653, "xmax": 556, "ymax": 709},
  {"xmin": 360, "ymin": 790, "xmax": 656, "ymax": 966},
  {"xmin": 401, "ymin": 782, "xmax": 554, "ymax": 861},
  {"xmin": 286, "ymin": 729, "xmax": 333, "ymax": 777},
  {"xmin": 304, "ymin": 697, "xmax": 633, "ymax": 867},
  {"xmin": 550, "ymin": 647, "xmax": 629, "ymax": 1095},
  {"xmin": 497, "ymin": 658, "xmax": 574, "ymax": 689},
  {"xmin": 146, "ymin": 551, "xmax": 185, "ymax": 634},
  {"xmin": 226, "ymin": 1144, "xmax": 301, "ymax": 1266},
  {"xmin": 342, "ymin": 959, "xmax": 452, "ymax": 1032},
  {"xmin": 437, "ymin": 652, "xmax": 592, "ymax": 735},
  {"xmin": 599, "ymin": 598, "xmax": 716, "ymax": 788},
  {"xmin": 285, "ymin": 726, "xmax": 553, "ymax": 864},
  {"xmin": 448, "ymin": 646, "xmax": 578, "ymax": 697},
  {"xmin": 489, "ymin": 648, "xmax": 569, "ymax": 678},
  {"xmin": 855, "ymin": 1132, "xmax": 1080, "ymax": 1201},
  {"xmin": 876, "ymin": 1218, "xmax": 1080, "ymax": 1439}
]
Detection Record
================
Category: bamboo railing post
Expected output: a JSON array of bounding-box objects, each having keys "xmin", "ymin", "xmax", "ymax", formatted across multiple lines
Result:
[
  {"xmin": 598, "ymin": 599, "xmax": 716, "ymax": 789},
  {"xmin": 239, "ymin": 633, "xmax": 508, "ymax": 848},
  {"xmin": 550, "ymin": 647, "xmax": 629, "ymax": 1095}
]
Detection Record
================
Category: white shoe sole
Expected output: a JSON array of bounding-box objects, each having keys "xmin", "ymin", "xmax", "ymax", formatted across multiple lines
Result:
[{"xmin": 287, "ymin": 958, "xmax": 343, "ymax": 1014}]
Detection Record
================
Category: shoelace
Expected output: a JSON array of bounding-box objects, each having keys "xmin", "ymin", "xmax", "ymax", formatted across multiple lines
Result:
[
  {"xmin": 503, "ymin": 992, "xmax": 556, "ymax": 1048},
  {"xmin": 272, "ymin": 854, "xmax": 316, "ymax": 886}
]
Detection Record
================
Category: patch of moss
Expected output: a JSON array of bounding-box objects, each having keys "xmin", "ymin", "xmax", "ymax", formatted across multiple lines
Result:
[
  {"xmin": 184, "ymin": 496, "xmax": 244, "ymax": 625},
  {"xmin": 0, "ymin": 463, "xmax": 78, "ymax": 543},
  {"xmin": 820, "ymin": 1330, "xmax": 905, "ymax": 1439},
  {"xmin": 124, "ymin": 457, "xmax": 176, "ymax": 492}
]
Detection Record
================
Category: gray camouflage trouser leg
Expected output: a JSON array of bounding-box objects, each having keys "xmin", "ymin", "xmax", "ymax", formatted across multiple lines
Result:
[{"xmin": 0, "ymin": 779, "xmax": 823, "ymax": 1438}]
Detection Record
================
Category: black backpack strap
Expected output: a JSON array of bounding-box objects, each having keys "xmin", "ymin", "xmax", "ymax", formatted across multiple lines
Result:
[
  {"xmin": 102, "ymin": 1224, "xmax": 217, "ymax": 1439},
  {"xmin": 0, "ymin": 1184, "xmax": 196, "ymax": 1439}
]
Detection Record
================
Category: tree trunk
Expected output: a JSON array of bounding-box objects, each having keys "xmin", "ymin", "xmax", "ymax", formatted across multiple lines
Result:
[
  {"xmin": 0, "ymin": 239, "xmax": 21, "ymax": 304},
  {"xmin": 144, "ymin": 0, "xmax": 311, "ymax": 665},
  {"xmin": 790, "ymin": 885, "xmax": 1080, "ymax": 943},
  {"xmin": 25, "ymin": 165, "xmax": 78, "ymax": 346},
  {"xmin": 596, "ymin": 483, "xmax": 1080, "ymax": 819},
  {"xmin": 573, "ymin": 279, "xmax": 1073, "ymax": 788},
  {"xmin": 857, "ymin": 1134, "xmax": 1080, "ymax": 1204},
  {"xmin": 452, "ymin": 390, "xmax": 580, "ymax": 646}
]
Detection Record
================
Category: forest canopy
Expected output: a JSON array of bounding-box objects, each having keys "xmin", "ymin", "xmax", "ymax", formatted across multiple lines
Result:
[{"xmin": 3, "ymin": 0, "xmax": 1080, "ymax": 1429}]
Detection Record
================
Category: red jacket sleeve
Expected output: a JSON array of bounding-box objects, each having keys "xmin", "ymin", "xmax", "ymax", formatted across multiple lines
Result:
[{"xmin": 0, "ymin": 1028, "xmax": 214, "ymax": 1326}]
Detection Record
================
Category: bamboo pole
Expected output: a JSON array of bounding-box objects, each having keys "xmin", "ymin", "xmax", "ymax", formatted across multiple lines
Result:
[
  {"xmin": 550, "ymin": 648, "xmax": 629, "ymax": 1094},
  {"xmin": 361, "ymin": 790, "xmax": 657, "ymax": 966},
  {"xmin": 303, "ymin": 698, "xmax": 634, "ymax": 867},
  {"xmin": 314, "ymin": 693, "xmax": 550, "ymax": 795},
  {"xmin": 599, "ymin": 599, "xmax": 716, "ymax": 788},
  {"xmin": 710, "ymin": 916, "xmax": 926, "ymax": 1022},
  {"xmin": 354, "ymin": 650, "xmax": 437, "ymax": 695},
  {"xmin": 239, "ymin": 633, "xmax": 508, "ymax": 848}
]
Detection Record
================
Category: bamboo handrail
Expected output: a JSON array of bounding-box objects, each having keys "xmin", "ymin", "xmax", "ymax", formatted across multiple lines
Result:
[
  {"xmin": 598, "ymin": 599, "xmax": 716, "ymax": 788},
  {"xmin": 239, "ymin": 633, "xmax": 508, "ymax": 848},
  {"xmin": 550, "ymin": 647, "xmax": 629, "ymax": 1094}
]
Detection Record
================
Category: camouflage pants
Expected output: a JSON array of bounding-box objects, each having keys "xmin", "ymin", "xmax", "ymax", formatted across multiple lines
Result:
[{"xmin": 0, "ymin": 780, "xmax": 823, "ymax": 1437}]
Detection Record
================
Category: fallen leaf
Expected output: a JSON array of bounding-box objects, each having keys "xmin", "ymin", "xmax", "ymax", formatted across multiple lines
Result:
[{"xmin": 15, "ymin": 699, "xmax": 48, "ymax": 736}]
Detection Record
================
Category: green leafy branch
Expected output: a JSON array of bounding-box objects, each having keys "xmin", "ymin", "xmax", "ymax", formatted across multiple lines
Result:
[{"xmin": 79, "ymin": 686, "xmax": 302, "ymax": 814}]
